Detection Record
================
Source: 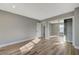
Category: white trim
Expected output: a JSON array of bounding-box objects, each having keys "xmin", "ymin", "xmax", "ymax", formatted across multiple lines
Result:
[
  {"xmin": 0, "ymin": 37, "xmax": 34, "ymax": 48},
  {"xmin": 73, "ymin": 44, "xmax": 79, "ymax": 49}
]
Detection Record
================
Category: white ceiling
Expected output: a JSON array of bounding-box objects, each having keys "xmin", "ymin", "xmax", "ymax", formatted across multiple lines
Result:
[{"xmin": 0, "ymin": 3, "xmax": 79, "ymax": 20}]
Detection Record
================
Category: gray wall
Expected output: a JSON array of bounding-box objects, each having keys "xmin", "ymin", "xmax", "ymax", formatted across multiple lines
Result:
[
  {"xmin": 45, "ymin": 22, "xmax": 50, "ymax": 39},
  {"xmin": 49, "ymin": 23, "xmax": 59, "ymax": 36},
  {"xmin": 0, "ymin": 10, "xmax": 39, "ymax": 46},
  {"xmin": 74, "ymin": 7, "xmax": 79, "ymax": 48}
]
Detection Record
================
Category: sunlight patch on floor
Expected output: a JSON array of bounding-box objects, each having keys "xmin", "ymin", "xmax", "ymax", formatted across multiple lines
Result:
[
  {"xmin": 32, "ymin": 37, "xmax": 41, "ymax": 44},
  {"xmin": 20, "ymin": 37, "xmax": 41, "ymax": 54}
]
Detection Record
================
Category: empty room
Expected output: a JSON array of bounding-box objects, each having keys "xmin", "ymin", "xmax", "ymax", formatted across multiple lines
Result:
[{"xmin": 0, "ymin": 3, "xmax": 79, "ymax": 55}]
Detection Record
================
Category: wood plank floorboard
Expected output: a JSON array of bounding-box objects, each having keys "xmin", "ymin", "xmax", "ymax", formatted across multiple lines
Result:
[{"xmin": 0, "ymin": 36, "xmax": 77, "ymax": 55}]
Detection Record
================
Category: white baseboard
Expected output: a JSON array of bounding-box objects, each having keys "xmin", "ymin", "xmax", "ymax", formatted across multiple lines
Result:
[
  {"xmin": 72, "ymin": 43, "xmax": 79, "ymax": 49},
  {"xmin": 66, "ymin": 40, "xmax": 72, "ymax": 43},
  {"xmin": 0, "ymin": 37, "xmax": 34, "ymax": 48},
  {"xmin": 73, "ymin": 45, "xmax": 79, "ymax": 49}
]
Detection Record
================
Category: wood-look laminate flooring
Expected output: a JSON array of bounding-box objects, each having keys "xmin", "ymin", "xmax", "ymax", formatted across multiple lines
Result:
[{"xmin": 0, "ymin": 36, "xmax": 76, "ymax": 55}]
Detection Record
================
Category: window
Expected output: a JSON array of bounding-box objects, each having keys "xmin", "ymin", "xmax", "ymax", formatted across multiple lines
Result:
[{"xmin": 59, "ymin": 23, "xmax": 64, "ymax": 33}]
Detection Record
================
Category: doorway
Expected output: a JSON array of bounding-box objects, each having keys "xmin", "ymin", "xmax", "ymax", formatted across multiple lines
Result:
[{"xmin": 64, "ymin": 18, "xmax": 72, "ymax": 42}]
